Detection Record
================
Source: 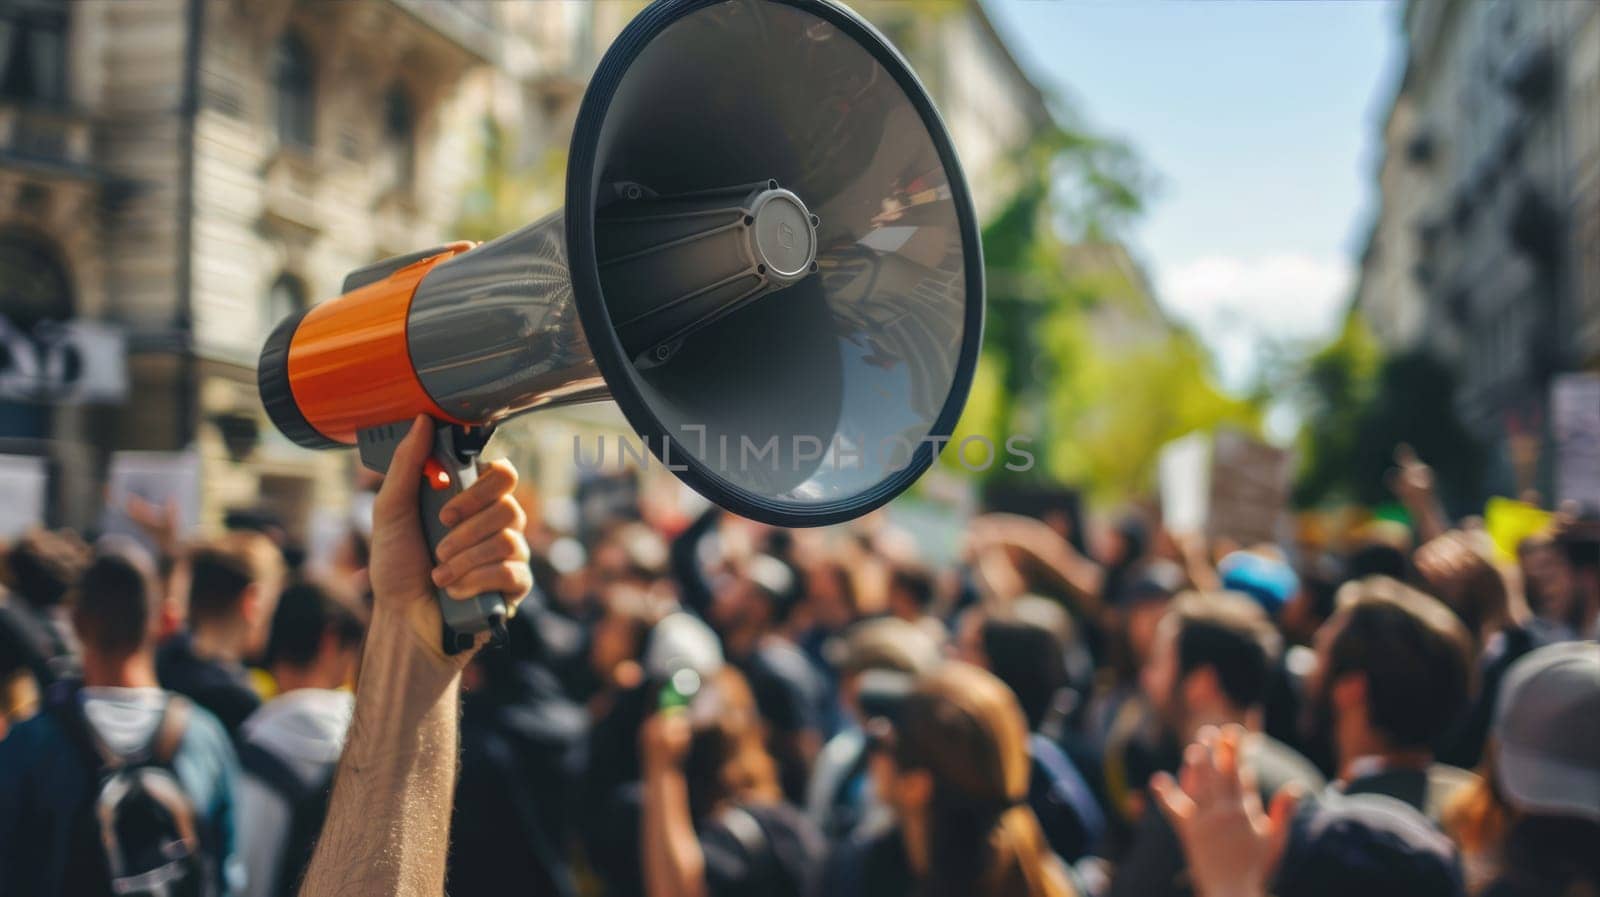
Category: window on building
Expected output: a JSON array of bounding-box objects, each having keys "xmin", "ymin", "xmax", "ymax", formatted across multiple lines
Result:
[
  {"xmin": 0, "ymin": 232, "xmax": 72, "ymax": 328},
  {"xmin": 384, "ymin": 84, "xmax": 415, "ymax": 188},
  {"xmin": 272, "ymin": 32, "xmax": 315, "ymax": 150},
  {"xmin": 264, "ymin": 274, "xmax": 306, "ymax": 335},
  {"xmin": 0, "ymin": 0, "xmax": 69, "ymax": 105}
]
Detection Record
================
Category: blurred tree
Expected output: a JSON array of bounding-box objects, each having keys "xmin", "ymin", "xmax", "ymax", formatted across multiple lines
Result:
[
  {"xmin": 454, "ymin": 116, "xmax": 566, "ymax": 243},
  {"xmin": 1292, "ymin": 314, "xmax": 1381, "ymax": 507},
  {"xmin": 948, "ymin": 124, "xmax": 1254, "ymax": 503},
  {"xmin": 1292, "ymin": 315, "xmax": 1482, "ymax": 510}
]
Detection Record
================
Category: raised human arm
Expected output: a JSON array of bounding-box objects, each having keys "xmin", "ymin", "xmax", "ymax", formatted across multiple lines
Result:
[
  {"xmin": 640, "ymin": 710, "xmax": 708, "ymax": 897},
  {"xmin": 1174, "ymin": 531, "xmax": 1223, "ymax": 593},
  {"xmin": 975, "ymin": 514, "xmax": 1105, "ymax": 614},
  {"xmin": 1388, "ymin": 445, "xmax": 1449, "ymax": 544},
  {"xmin": 299, "ymin": 416, "xmax": 531, "ymax": 897}
]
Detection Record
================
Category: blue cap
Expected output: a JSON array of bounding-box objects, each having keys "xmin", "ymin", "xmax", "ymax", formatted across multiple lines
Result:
[{"xmin": 1218, "ymin": 551, "xmax": 1299, "ymax": 615}]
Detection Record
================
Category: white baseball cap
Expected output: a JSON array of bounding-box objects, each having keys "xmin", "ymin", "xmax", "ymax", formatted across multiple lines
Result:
[{"xmin": 1492, "ymin": 641, "xmax": 1600, "ymax": 822}]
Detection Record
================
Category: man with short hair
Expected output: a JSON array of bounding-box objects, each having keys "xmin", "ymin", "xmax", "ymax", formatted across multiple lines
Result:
[
  {"xmin": 1303, "ymin": 575, "xmax": 1477, "ymax": 821},
  {"xmin": 235, "ymin": 581, "xmax": 366, "ymax": 897},
  {"xmin": 159, "ymin": 532, "xmax": 287, "ymax": 739},
  {"xmin": 1110, "ymin": 591, "xmax": 1324, "ymax": 897},
  {"xmin": 0, "ymin": 550, "xmax": 241, "ymax": 896}
]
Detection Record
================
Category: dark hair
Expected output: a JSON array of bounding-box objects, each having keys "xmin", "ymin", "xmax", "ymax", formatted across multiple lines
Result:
[
  {"xmin": 1344, "ymin": 543, "xmax": 1409, "ymax": 583},
  {"xmin": 1326, "ymin": 577, "xmax": 1474, "ymax": 750},
  {"xmin": 981, "ymin": 607, "xmax": 1068, "ymax": 732},
  {"xmin": 70, "ymin": 553, "xmax": 156, "ymax": 658},
  {"xmin": 1557, "ymin": 512, "xmax": 1600, "ymax": 572},
  {"xmin": 264, "ymin": 581, "xmax": 365, "ymax": 670},
  {"xmin": 5, "ymin": 530, "xmax": 89, "ymax": 610},
  {"xmin": 889, "ymin": 563, "xmax": 938, "ymax": 615},
  {"xmin": 1496, "ymin": 814, "xmax": 1600, "ymax": 896},
  {"xmin": 1169, "ymin": 591, "xmax": 1281, "ymax": 711},
  {"xmin": 187, "ymin": 533, "xmax": 283, "ymax": 627}
]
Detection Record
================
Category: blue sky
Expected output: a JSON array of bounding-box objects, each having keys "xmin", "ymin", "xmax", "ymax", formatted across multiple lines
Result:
[{"xmin": 982, "ymin": 0, "xmax": 1405, "ymax": 392}]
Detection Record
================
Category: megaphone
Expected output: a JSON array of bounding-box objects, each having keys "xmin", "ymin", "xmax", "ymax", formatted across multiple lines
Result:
[{"xmin": 257, "ymin": 0, "xmax": 983, "ymax": 654}]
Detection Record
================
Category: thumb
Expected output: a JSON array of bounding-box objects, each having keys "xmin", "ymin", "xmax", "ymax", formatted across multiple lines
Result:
[{"xmin": 374, "ymin": 415, "xmax": 434, "ymax": 520}]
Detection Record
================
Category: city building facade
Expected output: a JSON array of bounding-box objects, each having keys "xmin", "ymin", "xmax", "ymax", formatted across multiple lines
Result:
[{"xmin": 1354, "ymin": 0, "xmax": 1600, "ymax": 498}]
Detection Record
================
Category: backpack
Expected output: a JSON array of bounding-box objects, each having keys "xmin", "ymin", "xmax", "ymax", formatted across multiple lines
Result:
[
  {"xmin": 237, "ymin": 740, "xmax": 334, "ymax": 897},
  {"xmin": 53, "ymin": 690, "xmax": 209, "ymax": 897}
]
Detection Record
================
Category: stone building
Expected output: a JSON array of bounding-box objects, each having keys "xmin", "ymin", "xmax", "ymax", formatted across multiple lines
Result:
[
  {"xmin": 1, "ymin": 0, "xmax": 1052, "ymax": 539},
  {"xmin": 0, "ymin": 0, "xmax": 627, "ymax": 534},
  {"xmin": 1353, "ymin": 0, "xmax": 1600, "ymax": 497}
]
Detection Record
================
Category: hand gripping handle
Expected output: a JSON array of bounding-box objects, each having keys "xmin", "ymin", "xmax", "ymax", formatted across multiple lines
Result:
[{"xmin": 357, "ymin": 421, "xmax": 508, "ymax": 655}]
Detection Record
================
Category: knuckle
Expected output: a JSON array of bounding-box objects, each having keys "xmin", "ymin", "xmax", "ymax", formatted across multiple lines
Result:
[{"xmin": 494, "ymin": 529, "xmax": 520, "ymax": 554}]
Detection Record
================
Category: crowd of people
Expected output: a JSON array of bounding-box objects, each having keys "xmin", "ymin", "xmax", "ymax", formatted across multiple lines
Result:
[{"xmin": 1, "ymin": 421, "xmax": 1597, "ymax": 897}]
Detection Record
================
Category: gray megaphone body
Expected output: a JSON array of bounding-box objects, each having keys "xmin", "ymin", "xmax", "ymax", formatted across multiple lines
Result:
[{"xmin": 256, "ymin": 0, "xmax": 984, "ymax": 655}]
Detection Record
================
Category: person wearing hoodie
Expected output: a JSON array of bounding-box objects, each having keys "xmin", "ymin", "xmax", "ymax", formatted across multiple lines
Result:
[{"xmin": 235, "ymin": 581, "xmax": 365, "ymax": 897}]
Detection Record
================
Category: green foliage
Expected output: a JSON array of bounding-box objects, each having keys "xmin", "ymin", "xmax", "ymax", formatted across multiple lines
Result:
[
  {"xmin": 1292, "ymin": 317, "xmax": 1482, "ymax": 509},
  {"xmin": 455, "ymin": 117, "xmax": 566, "ymax": 242},
  {"xmin": 1292, "ymin": 314, "xmax": 1381, "ymax": 506},
  {"xmin": 949, "ymin": 123, "xmax": 1255, "ymax": 505},
  {"xmin": 1044, "ymin": 323, "xmax": 1259, "ymax": 504}
]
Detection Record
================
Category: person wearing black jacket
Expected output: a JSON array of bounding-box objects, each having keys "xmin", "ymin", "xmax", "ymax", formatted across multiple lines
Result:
[{"xmin": 449, "ymin": 602, "xmax": 588, "ymax": 897}]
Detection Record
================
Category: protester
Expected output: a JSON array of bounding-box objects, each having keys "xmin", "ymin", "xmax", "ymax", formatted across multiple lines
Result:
[
  {"xmin": 449, "ymin": 605, "xmax": 588, "ymax": 897},
  {"xmin": 235, "ymin": 580, "xmax": 366, "ymax": 897},
  {"xmin": 821, "ymin": 662, "xmax": 1078, "ymax": 897},
  {"xmin": 640, "ymin": 665, "xmax": 824, "ymax": 897},
  {"xmin": 1414, "ymin": 530, "xmax": 1547, "ymax": 769},
  {"xmin": 1, "ymin": 528, "xmax": 90, "ymax": 684},
  {"xmin": 1515, "ymin": 534, "xmax": 1575, "ymax": 635},
  {"xmin": 1110, "ymin": 591, "xmax": 1324, "ymax": 897},
  {"xmin": 707, "ymin": 552, "xmax": 827, "ymax": 802},
  {"xmin": 583, "ymin": 607, "xmax": 726, "ymax": 897},
  {"xmin": 808, "ymin": 616, "xmax": 943, "ymax": 840},
  {"xmin": 158, "ymin": 533, "xmax": 287, "ymax": 739},
  {"xmin": 1303, "ymin": 576, "xmax": 1477, "ymax": 821},
  {"xmin": 959, "ymin": 598, "xmax": 1108, "ymax": 863},
  {"xmin": 0, "ymin": 549, "xmax": 241, "ymax": 896},
  {"xmin": 1083, "ymin": 562, "xmax": 1181, "ymax": 833},
  {"xmin": 1151, "ymin": 725, "xmax": 1465, "ymax": 897},
  {"xmin": 1445, "ymin": 643, "xmax": 1600, "ymax": 897},
  {"xmin": 1553, "ymin": 513, "xmax": 1600, "ymax": 640}
]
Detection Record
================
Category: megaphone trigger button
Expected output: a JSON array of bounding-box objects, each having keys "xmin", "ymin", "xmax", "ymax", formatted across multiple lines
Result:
[{"xmin": 424, "ymin": 458, "xmax": 452, "ymax": 491}]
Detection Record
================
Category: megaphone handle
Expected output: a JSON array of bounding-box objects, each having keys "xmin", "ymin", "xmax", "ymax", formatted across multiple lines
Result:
[
  {"xmin": 356, "ymin": 421, "xmax": 509, "ymax": 656},
  {"xmin": 417, "ymin": 433, "xmax": 509, "ymax": 655}
]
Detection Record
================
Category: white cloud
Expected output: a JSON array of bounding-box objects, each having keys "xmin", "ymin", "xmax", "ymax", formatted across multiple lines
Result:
[{"xmin": 1154, "ymin": 252, "xmax": 1354, "ymax": 390}]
